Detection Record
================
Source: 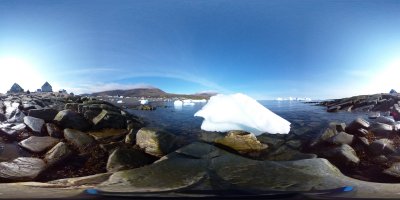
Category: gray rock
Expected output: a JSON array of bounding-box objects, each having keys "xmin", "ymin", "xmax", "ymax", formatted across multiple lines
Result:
[
  {"xmin": 356, "ymin": 136, "xmax": 370, "ymax": 147},
  {"xmin": 64, "ymin": 128, "xmax": 95, "ymax": 151},
  {"xmin": 0, "ymin": 113, "xmax": 6, "ymax": 122},
  {"xmin": 19, "ymin": 136, "xmax": 59, "ymax": 153},
  {"xmin": 383, "ymin": 162, "xmax": 400, "ymax": 178},
  {"xmin": 64, "ymin": 103, "xmax": 79, "ymax": 112},
  {"xmin": 124, "ymin": 129, "xmax": 136, "ymax": 144},
  {"xmin": 369, "ymin": 123, "xmax": 393, "ymax": 137},
  {"xmin": 371, "ymin": 155, "xmax": 389, "ymax": 164},
  {"xmin": 45, "ymin": 123, "xmax": 63, "ymax": 138},
  {"xmin": 54, "ymin": 110, "xmax": 91, "ymax": 131},
  {"xmin": 264, "ymin": 145, "xmax": 316, "ymax": 161},
  {"xmin": 285, "ymin": 140, "xmax": 303, "ymax": 149},
  {"xmin": 28, "ymin": 109, "xmax": 58, "ymax": 122},
  {"xmin": 99, "ymin": 142, "xmax": 123, "ymax": 153},
  {"xmin": 0, "ymin": 157, "xmax": 45, "ymax": 181},
  {"xmin": 369, "ymin": 139, "xmax": 396, "ymax": 156},
  {"xmin": 369, "ymin": 112, "xmax": 380, "ymax": 119},
  {"xmin": 88, "ymin": 129, "xmax": 127, "ymax": 141},
  {"xmin": 23, "ymin": 116, "xmax": 45, "ymax": 133},
  {"xmin": 309, "ymin": 127, "xmax": 338, "ymax": 147},
  {"xmin": 214, "ymin": 131, "xmax": 268, "ymax": 155},
  {"xmin": 7, "ymin": 109, "xmax": 25, "ymax": 123},
  {"xmin": 329, "ymin": 122, "xmax": 346, "ymax": 132},
  {"xmin": 136, "ymin": 127, "xmax": 179, "ymax": 157},
  {"xmin": 106, "ymin": 147, "xmax": 154, "ymax": 172},
  {"xmin": 346, "ymin": 118, "xmax": 370, "ymax": 134},
  {"xmin": 11, "ymin": 123, "xmax": 26, "ymax": 131},
  {"xmin": 328, "ymin": 131, "xmax": 354, "ymax": 145},
  {"xmin": 92, "ymin": 110, "xmax": 127, "ymax": 129},
  {"xmin": 376, "ymin": 116, "xmax": 396, "ymax": 125},
  {"xmin": 257, "ymin": 134, "xmax": 285, "ymax": 148},
  {"xmin": 323, "ymin": 144, "xmax": 360, "ymax": 165},
  {"xmin": 44, "ymin": 142, "xmax": 73, "ymax": 166}
]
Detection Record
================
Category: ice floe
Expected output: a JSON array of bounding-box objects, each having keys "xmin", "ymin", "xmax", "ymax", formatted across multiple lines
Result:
[{"xmin": 194, "ymin": 93, "xmax": 291, "ymax": 135}]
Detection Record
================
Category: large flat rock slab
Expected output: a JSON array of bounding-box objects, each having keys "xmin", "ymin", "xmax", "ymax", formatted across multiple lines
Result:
[
  {"xmin": 0, "ymin": 157, "xmax": 46, "ymax": 181},
  {"xmin": 19, "ymin": 136, "xmax": 59, "ymax": 153}
]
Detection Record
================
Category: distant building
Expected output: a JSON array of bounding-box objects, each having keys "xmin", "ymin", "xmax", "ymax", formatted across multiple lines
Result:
[
  {"xmin": 41, "ymin": 82, "xmax": 53, "ymax": 92},
  {"xmin": 390, "ymin": 89, "xmax": 397, "ymax": 94},
  {"xmin": 7, "ymin": 83, "xmax": 24, "ymax": 93},
  {"xmin": 59, "ymin": 89, "xmax": 67, "ymax": 93}
]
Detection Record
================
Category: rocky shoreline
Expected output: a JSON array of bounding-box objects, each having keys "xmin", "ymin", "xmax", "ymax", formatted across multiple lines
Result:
[{"xmin": 3, "ymin": 92, "xmax": 400, "ymax": 198}]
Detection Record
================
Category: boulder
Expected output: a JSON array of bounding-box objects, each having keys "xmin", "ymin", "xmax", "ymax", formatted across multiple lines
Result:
[
  {"xmin": 23, "ymin": 116, "xmax": 45, "ymax": 133},
  {"xmin": 369, "ymin": 112, "xmax": 380, "ymax": 119},
  {"xmin": 329, "ymin": 122, "xmax": 346, "ymax": 132},
  {"xmin": 214, "ymin": 131, "xmax": 268, "ymax": 155},
  {"xmin": 383, "ymin": 162, "xmax": 400, "ymax": 178},
  {"xmin": 309, "ymin": 127, "xmax": 338, "ymax": 147},
  {"xmin": 371, "ymin": 155, "xmax": 389, "ymax": 165},
  {"xmin": 328, "ymin": 131, "xmax": 354, "ymax": 145},
  {"xmin": 285, "ymin": 140, "xmax": 303, "ymax": 149},
  {"xmin": 45, "ymin": 123, "xmax": 63, "ymax": 138},
  {"xmin": 54, "ymin": 110, "xmax": 91, "ymax": 131},
  {"xmin": 369, "ymin": 139, "xmax": 396, "ymax": 156},
  {"xmin": 7, "ymin": 109, "xmax": 25, "ymax": 123},
  {"xmin": 346, "ymin": 118, "xmax": 370, "ymax": 134},
  {"xmin": 88, "ymin": 129, "xmax": 128, "ymax": 141},
  {"xmin": 0, "ymin": 113, "xmax": 6, "ymax": 122},
  {"xmin": 92, "ymin": 110, "xmax": 127, "ymax": 130},
  {"xmin": 369, "ymin": 123, "xmax": 393, "ymax": 137},
  {"xmin": 28, "ymin": 109, "xmax": 58, "ymax": 122},
  {"xmin": 11, "ymin": 123, "xmax": 27, "ymax": 132},
  {"xmin": 256, "ymin": 134, "xmax": 285, "ymax": 148},
  {"xmin": 124, "ymin": 129, "xmax": 136, "ymax": 144},
  {"xmin": 356, "ymin": 136, "xmax": 370, "ymax": 147},
  {"xmin": 64, "ymin": 128, "xmax": 96, "ymax": 151},
  {"xmin": 322, "ymin": 144, "xmax": 360, "ymax": 165},
  {"xmin": 19, "ymin": 136, "xmax": 59, "ymax": 153},
  {"xmin": 64, "ymin": 103, "xmax": 79, "ymax": 112},
  {"xmin": 106, "ymin": 147, "xmax": 155, "ymax": 172},
  {"xmin": 44, "ymin": 142, "xmax": 73, "ymax": 166},
  {"xmin": 376, "ymin": 116, "xmax": 395, "ymax": 125},
  {"xmin": 136, "ymin": 127, "xmax": 179, "ymax": 157},
  {"xmin": 264, "ymin": 145, "xmax": 316, "ymax": 161},
  {"xmin": 0, "ymin": 157, "xmax": 46, "ymax": 181}
]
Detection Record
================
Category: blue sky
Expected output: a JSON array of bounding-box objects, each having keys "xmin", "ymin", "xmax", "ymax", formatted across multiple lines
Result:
[{"xmin": 0, "ymin": 0, "xmax": 400, "ymax": 99}]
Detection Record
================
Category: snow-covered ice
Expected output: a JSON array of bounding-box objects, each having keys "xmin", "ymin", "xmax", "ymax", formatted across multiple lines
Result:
[
  {"xmin": 174, "ymin": 100, "xmax": 183, "ymax": 106},
  {"xmin": 140, "ymin": 99, "xmax": 149, "ymax": 105},
  {"xmin": 117, "ymin": 100, "xmax": 124, "ymax": 104},
  {"xmin": 194, "ymin": 93, "xmax": 291, "ymax": 135},
  {"xmin": 182, "ymin": 99, "xmax": 195, "ymax": 106}
]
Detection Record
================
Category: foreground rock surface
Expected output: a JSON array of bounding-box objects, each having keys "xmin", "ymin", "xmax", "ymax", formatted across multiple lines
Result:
[
  {"xmin": 0, "ymin": 157, "xmax": 46, "ymax": 181},
  {"xmin": 136, "ymin": 127, "xmax": 179, "ymax": 157}
]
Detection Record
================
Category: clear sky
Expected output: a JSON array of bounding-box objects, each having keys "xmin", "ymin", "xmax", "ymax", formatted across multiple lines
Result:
[{"xmin": 0, "ymin": 0, "xmax": 400, "ymax": 100}]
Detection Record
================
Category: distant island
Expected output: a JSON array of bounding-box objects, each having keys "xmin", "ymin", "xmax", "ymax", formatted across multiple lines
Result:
[{"xmin": 84, "ymin": 87, "xmax": 217, "ymax": 100}]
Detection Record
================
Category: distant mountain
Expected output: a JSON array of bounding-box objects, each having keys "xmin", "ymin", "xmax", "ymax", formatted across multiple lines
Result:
[{"xmin": 89, "ymin": 88, "xmax": 216, "ymax": 99}]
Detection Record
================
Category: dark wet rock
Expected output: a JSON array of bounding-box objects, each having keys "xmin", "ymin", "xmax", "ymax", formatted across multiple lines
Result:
[
  {"xmin": 136, "ymin": 127, "xmax": 179, "ymax": 157},
  {"xmin": 346, "ymin": 118, "xmax": 370, "ymax": 134},
  {"xmin": 64, "ymin": 103, "xmax": 79, "ymax": 112},
  {"xmin": 83, "ymin": 110, "xmax": 100, "ymax": 121},
  {"xmin": 64, "ymin": 128, "xmax": 96, "ymax": 151},
  {"xmin": 369, "ymin": 123, "xmax": 393, "ymax": 137},
  {"xmin": 322, "ymin": 144, "xmax": 360, "ymax": 165},
  {"xmin": 391, "ymin": 104, "xmax": 400, "ymax": 121},
  {"xmin": 88, "ymin": 129, "xmax": 127, "ymax": 141},
  {"xmin": 328, "ymin": 131, "xmax": 354, "ymax": 145},
  {"xmin": 376, "ymin": 116, "xmax": 395, "ymax": 125},
  {"xmin": 327, "ymin": 105, "xmax": 340, "ymax": 112},
  {"xmin": 54, "ymin": 110, "xmax": 91, "ymax": 131},
  {"xmin": 309, "ymin": 127, "xmax": 338, "ymax": 147},
  {"xmin": 329, "ymin": 122, "xmax": 346, "ymax": 132},
  {"xmin": 45, "ymin": 123, "xmax": 63, "ymax": 138},
  {"xmin": 285, "ymin": 140, "xmax": 303, "ymax": 149},
  {"xmin": 0, "ymin": 157, "xmax": 45, "ymax": 181},
  {"xmin": 44, "ymin": 142, "xmax": 73, "ymax": 166},
  {"xmin": 0, "ymin": 113, "xmax": 6, "ymax": 122},
  {"xmin": 369, "ymin": 139, "xmax": 396, "ymax": 156},
  {"xmin": 124, "ymin": 129, "xmax": 136, "ymax": 144},
  {"xmin": 99, "ymin": 141, "xmax": 123, "ymax": 153},
  {"xmin": 23, "ymin": 116, "xmax": 45, "ymax": 133},
  {"xmin": 214, "ymin": 131, "xmax": 268, "ymax": 155},
  {"xmin": 92, "ymin": 110, "xmax": 127, "ymax": 130},
  {"xmin": 352, "ymin": 128, "xmax": 369, "ymax": 136},
  {"xmin": 371, "ymin": 155, "xmax": 389, "ymax": 165},
  {"xmin": 356, "ymin": 137, "xmax": 370, "ymax": 147},
  {"xmin": 28, "ymin": 109, "xmax": 58, "ymax": 122},
  {"xmin": 106, "ymin": 147, "xmax": 155, "ymax": 172},
  {"xmin": 264, "ymin": 145, "xmax": 316, "ymax": 161},
  {"xmin": 19, "ymin": 136, "xmax": 59, "ymax": 153},
  {"xmin": 0, "ymin": 128, "xmax": 17, "ymax": 137},
  {"xmin": 383, "ymin": 162, "xmax": 400, "ymax": 178},
  {"xmin": 257, "ymin": 134, "xmax": 285, "ymax": 148}
]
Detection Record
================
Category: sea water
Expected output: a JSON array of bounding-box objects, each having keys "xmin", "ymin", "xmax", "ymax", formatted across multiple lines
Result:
[{"xmin": 129, "ymin": 100, "xmax": 366, "ymax": 139}]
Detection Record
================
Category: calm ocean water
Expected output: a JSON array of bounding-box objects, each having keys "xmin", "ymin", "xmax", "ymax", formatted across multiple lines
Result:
[{"xmin": 129, "ymin": 100, "xmax": 367, "ymax": 139}]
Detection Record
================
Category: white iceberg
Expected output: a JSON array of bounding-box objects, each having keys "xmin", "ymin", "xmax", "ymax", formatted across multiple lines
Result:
[
  {"xmin": 174, "ymin": 100, "xmax": 183, "ymax": 106},
  {"xmin": 182, "ymin": 99, "xmax": 195, "ymax": 106},
  {"xmin": 140, "ymin": 99, "xmax": 149, "ymax": 105},
  {"xmin": 194, "ymin": 93, "xmax": 291, "ymax": 135},
  {"xmin": 192, "ymin": 99, "xmax": 207, "ymax": 103}
]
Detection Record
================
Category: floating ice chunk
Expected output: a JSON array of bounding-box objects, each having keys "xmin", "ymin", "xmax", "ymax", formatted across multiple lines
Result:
[
  {"xmin": 174, "ymin": 100, "xmax": 183, "ymax": 106},
  {"xmin": 140, "ymin": 99, "xmax": 149, "ymax": 105},
  {"xmin": 194, "ymin": 93, "xmax": 291, "ymax": 135},
  {"xmin": 182, "ymin": 100, "xmax": 195, "ymax": 106},
  {"xmin": 117, "ymin": 100, "xmax": 124, "ymax": 104},
  {"xmin": 192, "ymin": 99, "xmax": 207, "ymax": 103}
]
